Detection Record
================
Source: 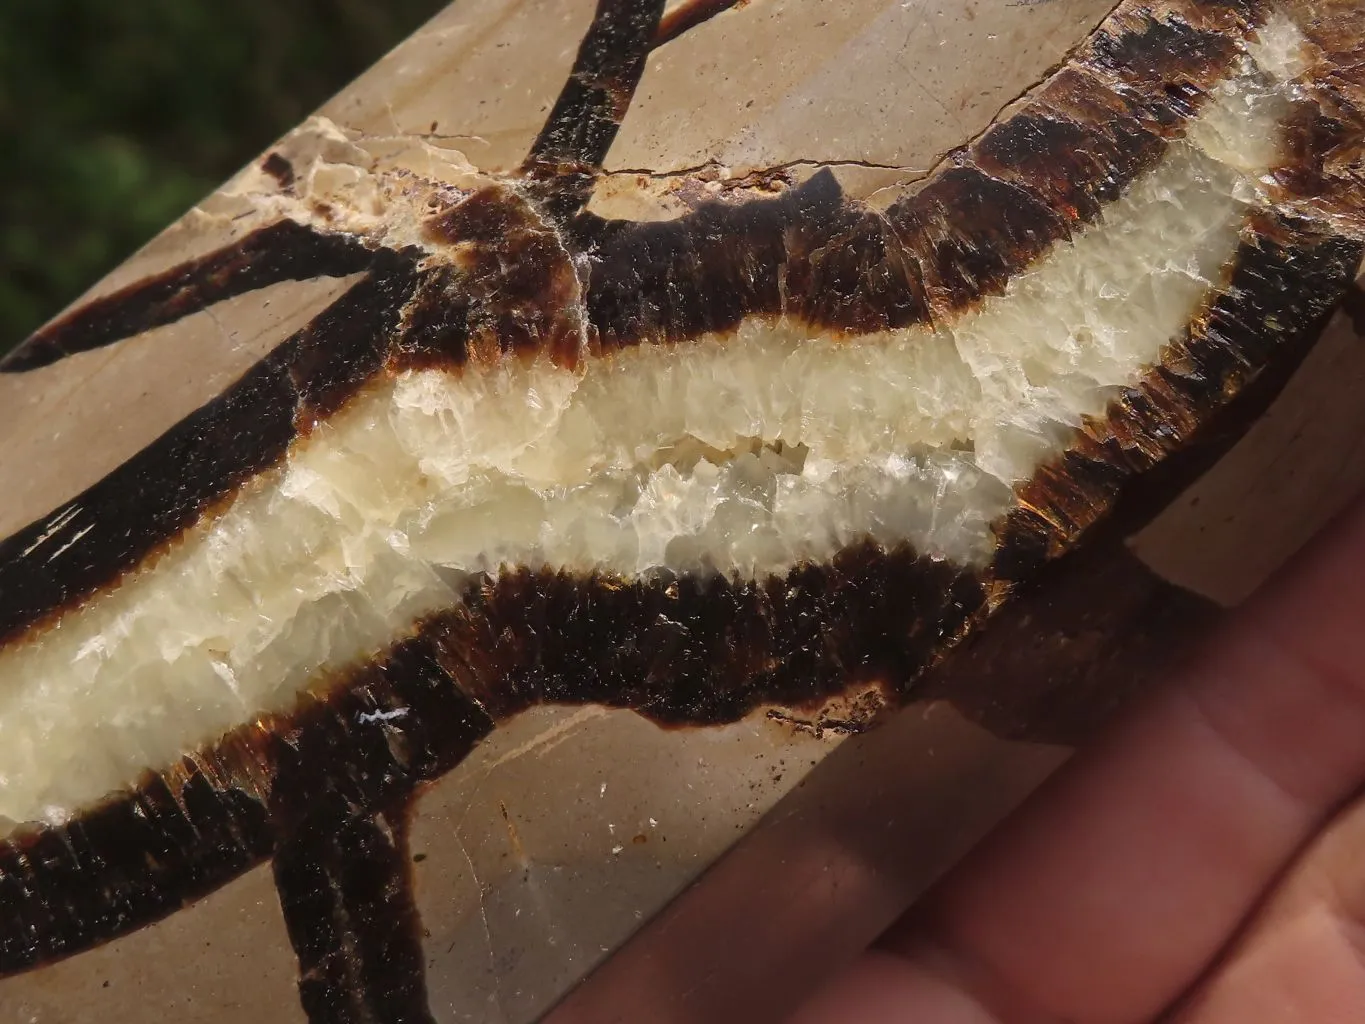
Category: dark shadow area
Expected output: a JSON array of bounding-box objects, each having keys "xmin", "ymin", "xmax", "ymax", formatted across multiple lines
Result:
[{"xmin": 0, "ymin": 0, "xmax": 448, "ymax": 355}]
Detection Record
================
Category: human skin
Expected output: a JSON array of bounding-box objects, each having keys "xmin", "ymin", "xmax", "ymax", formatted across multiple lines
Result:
[{"xmin": 788, "ymin": 497, "xmax": 1365, "ymax": 1023}]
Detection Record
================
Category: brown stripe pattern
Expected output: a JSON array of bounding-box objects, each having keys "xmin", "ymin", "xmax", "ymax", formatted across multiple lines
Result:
[
  {"xmin": 0, "ymin": 0, "xmax": 1272, "ymax": 645},
  {"xmin": 0, "ymin": 1, "xmax": 1362, "ymax": 1022},
  {"xmin": 1, "ymin": 210, "xmax": 1355, "ymax": 984}
]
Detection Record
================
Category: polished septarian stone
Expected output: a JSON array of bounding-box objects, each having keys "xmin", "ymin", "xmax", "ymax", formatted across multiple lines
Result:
[{"xmin": 0, "ymin": 2, "xmax": 1363, "ymax": 1023}]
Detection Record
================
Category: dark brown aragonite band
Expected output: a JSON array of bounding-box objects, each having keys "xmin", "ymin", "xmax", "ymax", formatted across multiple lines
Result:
[
  {"xmin": 0, "ymin": 251, "xmax": 421, "ymax": 648},
  {"xmin": 0, "ymin": 633, "xmax": 494, "ymax": 974},
  {"xmin": 996, "ymin": 214, "xmax": 1365, "ymax": 581},
  {"xmin": 1, "ymin": 221, "xmax": 380, "ymax": 373}
]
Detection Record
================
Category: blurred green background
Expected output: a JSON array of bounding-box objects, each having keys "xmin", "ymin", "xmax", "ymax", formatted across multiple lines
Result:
[{"xmin": 0, "ymin": 0, "xmax": 449, "ymax": 356}]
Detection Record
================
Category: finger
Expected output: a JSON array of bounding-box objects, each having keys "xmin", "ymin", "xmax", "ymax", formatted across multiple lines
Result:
[
  {"xmin": 791, "ymin": 497, "xmax": 1365, "ymax": 1024},
  {"xmin": 789, "ymin": 948, "xmax": 1004, "ymax": 1024},
  {"xmin": 1171, "ymin": 785, "xmax": 1365, "ymax": 1024}
]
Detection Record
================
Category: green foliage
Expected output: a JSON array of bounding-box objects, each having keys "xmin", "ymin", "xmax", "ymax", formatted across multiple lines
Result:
[{"xmin": 0, "ymin": 0, "xmax": 448, "ymax": 353}]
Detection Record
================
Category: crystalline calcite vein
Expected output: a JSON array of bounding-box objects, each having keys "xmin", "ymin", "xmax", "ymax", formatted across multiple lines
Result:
[{"xmin": 0, "ymin": 12, "xmax": 1339, "ymax": 838}]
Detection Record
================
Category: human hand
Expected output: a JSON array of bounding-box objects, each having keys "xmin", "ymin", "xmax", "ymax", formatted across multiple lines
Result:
[{"xmin": 790, "ymin": 500, "xmax": 1365, "ymax": 1023}]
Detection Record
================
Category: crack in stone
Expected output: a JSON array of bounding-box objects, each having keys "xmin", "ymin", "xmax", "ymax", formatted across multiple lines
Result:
[
  {"xmin": 453, "ymin": 810, "xmax": 504, "ymax": 1023},
  {"xmin": 484, "ymin": 708, "xmax": 611, "ymax": 773},
  {"xmin": 602, "ymin": 157, "xmax": 931, "ymax": 181}
]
